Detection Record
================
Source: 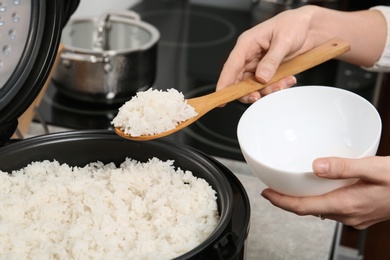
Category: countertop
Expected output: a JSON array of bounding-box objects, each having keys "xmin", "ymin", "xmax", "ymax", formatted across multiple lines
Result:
[
  {"xmin": 23, "ymin": 123, "xmax": 337, "ymax": 260},
  {"xmin": 230, "ymin": 166, "xmax": 336, "ymax": 260}
]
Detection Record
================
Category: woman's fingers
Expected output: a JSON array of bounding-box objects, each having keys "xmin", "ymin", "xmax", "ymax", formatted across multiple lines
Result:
[
  {"xmin": 237, "ymin": 75, "xmax": 297, "ymax": 103},
  {"xmin": 313, "ymin": 156, "xmax": 390, "ymax": 184},
  {"xmin": 262, "ymin": 156, "xmax": 390, "ymax": 229},
  {"xmin": 261, "ymin": 188, "xmax": 333, "ymax": 217},
  {"xmin": 254, "ymin": 38, "xmax": 296, "ymax": 82},
  {"xmin": 261, "ymin": 184, "xmax": 383, "ymax": 230}
]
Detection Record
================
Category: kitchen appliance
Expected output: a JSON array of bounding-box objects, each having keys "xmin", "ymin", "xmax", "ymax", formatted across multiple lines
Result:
[
  {"xmin": 37, "ymin": 0, "xmax": 380, "ymax": 162},
  {"xmin": 0, "ymin": 1, "xmax": 251, "ymax": 259},
  {"xmin": 0, "ymin": 0, "xmax": 79, "ymax": 144},
  {"xmin": 0, "ymin": 130, "xmax": 251, "ymax": 259},
  {"xmin": 52, "ymin": 11, "xmax": 160, "ymax": 104}
]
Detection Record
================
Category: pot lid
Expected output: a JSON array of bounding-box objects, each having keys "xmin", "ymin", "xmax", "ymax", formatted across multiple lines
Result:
[
  {"xmin": 0, "ymin": 0, "xmax": 79, "ymax": 144},
  {"xmin": 60, "ymin": 11, "xmax": 160, "ymax": 55}
]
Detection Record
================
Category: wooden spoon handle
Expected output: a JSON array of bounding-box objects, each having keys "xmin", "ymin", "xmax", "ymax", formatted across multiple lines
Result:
[{"xmin": 191, "ymin": 38, "xmax": 350, "ymax": 110}]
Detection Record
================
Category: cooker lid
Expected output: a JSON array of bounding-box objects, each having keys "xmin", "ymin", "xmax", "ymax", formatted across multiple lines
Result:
[{"xmin": 0, "ymin": 0, "xmax": 79, "ymax": 144}]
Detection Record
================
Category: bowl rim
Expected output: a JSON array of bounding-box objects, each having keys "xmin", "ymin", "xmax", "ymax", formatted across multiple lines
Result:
[{"xmin": 237, "ymin": 85, "xmax": 382, "ymax": 174}]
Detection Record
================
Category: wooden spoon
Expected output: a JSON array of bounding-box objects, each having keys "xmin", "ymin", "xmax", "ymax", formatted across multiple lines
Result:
[{"xmin": 115, "ymin": 38, "xmax": 350, "ymax": 141}]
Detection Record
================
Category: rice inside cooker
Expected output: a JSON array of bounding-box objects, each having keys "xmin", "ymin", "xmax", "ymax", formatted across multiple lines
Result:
[
  {"xmin": 0, "ymin": 157, "xmax": 219, "ymax": 259},
  {"xmin": 111, "ymin": 88, "xmax": 198, "ymax": 137}
]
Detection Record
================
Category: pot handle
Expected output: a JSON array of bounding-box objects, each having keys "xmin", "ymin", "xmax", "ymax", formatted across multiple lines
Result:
[
  {"xmin": 93, "ymin": 10, "xmax": 141, "ymax": 50},
  {"xmin": 105, "ymin": 10, "xmax": 141, "ymax": 21},
  {"xmin": 60, "ymin": 52, "xmax": 109, "ymax": 63}
]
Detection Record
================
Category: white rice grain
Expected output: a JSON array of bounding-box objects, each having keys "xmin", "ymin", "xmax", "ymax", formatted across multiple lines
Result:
[
  {"xmin": 0, "ymin": 158, "xmax": 219, "ymax": 259},
  {"xmin": 111, "ymin": 88, "xmax": 198, "ymax": 136}
]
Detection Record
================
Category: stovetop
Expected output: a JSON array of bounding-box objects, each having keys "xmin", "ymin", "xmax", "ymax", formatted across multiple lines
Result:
[
  {"xmin": 37, "ymin": 0, "xmax": 379, "ymax": 162},
  {"xmin": 38, "ymin": 1, "xmax": 252, "ymax": 161}
]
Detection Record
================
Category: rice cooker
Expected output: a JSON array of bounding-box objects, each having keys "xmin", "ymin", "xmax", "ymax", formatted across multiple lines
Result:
[
  {"xmin": 0, "ymin": 130, "xmax": 251, "ymax": 259},
  {"xmin": 0, "ymin": 1, "xmax": 251, "ymax": 259}
]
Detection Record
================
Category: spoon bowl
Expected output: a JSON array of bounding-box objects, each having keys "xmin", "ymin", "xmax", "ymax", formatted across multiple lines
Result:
[{"xmin": 115, "ymin": 38, "xmax": 350, "ymax": 141}]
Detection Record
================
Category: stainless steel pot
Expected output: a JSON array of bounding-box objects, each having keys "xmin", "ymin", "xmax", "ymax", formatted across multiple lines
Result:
[{"xmin": 52, "ymin": 11, "xmax": 160, "ymax": 104}]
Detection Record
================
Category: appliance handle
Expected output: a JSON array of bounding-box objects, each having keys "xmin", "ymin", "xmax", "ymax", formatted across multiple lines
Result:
[{"xmin": 213, "ymin": 232, "xmax": 241, "ymax": 259}]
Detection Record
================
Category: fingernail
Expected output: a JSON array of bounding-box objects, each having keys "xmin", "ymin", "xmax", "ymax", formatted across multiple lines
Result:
[
  {"xmin": 248, "ymin": 96, "xmax": 259, "ymax": 103},
  {"xmin": 286, "ymin": 76, "xmax": 297, "ymax": 86},
  {"xmin": 313, "ymin": 160, "xmax": 329, "ymax": 175},
  {"xmin": 257, "ymin": 70, "xmax": 271, "ymax": 82},
  {"xmin": 261, "ymin": 190, "xmax": 269, "ymax": 199}
]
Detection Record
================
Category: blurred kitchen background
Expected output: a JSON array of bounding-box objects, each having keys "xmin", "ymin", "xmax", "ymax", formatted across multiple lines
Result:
[
  {"xmin": 25, "ymin": 0, "xmax": 390, "ymax": 259},
  {"xmin": 37, "ymin": 0, "xmax": 388, "ymax": 162}
]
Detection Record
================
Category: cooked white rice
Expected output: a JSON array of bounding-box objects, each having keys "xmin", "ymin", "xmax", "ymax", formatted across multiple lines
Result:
[
  {"xmin": 0, "ymin": 157, "xmax": 219, "ymax": 259},
  {"xmin": 111, "ymin": 88, "xmax": 198, "ymax": 136}
]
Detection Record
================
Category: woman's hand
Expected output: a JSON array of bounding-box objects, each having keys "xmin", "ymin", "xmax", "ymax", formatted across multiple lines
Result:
[
  {"xmin": 216, "ymin": 5, "xmax": 386, "ymax": 104},
  {"xmin": 216, "ymin": 6, "xmax": 320, "ymax": 103},
  {"xmin": 261, "ymin": 156, "xmax": 390, "ymax": 229}
]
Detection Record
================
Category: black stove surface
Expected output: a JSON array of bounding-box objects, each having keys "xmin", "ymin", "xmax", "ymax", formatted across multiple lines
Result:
[
  {"xmin": 40, "ymin": 83, "xmax": 119, "ymax": 130},
  {"xmin": 37, "ymin": 1, "xmax": 379, "ymax": 162},
  {"xmin": 38, "ymin": 1, "xmax": 252, "ymax": 161}
]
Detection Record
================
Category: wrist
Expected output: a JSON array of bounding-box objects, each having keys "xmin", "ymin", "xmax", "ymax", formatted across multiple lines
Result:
[{"xmin": 303, "ymin": 5, "xmax": 340, "ymax": 46}]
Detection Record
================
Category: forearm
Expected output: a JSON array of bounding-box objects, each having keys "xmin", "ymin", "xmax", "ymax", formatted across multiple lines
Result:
[
  {"xmin": 306, "ymin": 6, "xmax": 387, "ymax": 67},
  {"xmin": 216, "ymin": 5, "xmax": 389, "ymax": 97}
]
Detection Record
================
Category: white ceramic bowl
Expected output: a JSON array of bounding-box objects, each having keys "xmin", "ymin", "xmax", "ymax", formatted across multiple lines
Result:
[{"xmin": 237, "ymin": 86, "xmax": 382, "ymax": 197}]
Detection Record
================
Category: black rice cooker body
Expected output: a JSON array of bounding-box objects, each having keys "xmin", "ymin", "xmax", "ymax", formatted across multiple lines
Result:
[{"xmin": 0, "ymin": 130, "xmax": 250, "ymax": 259}]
